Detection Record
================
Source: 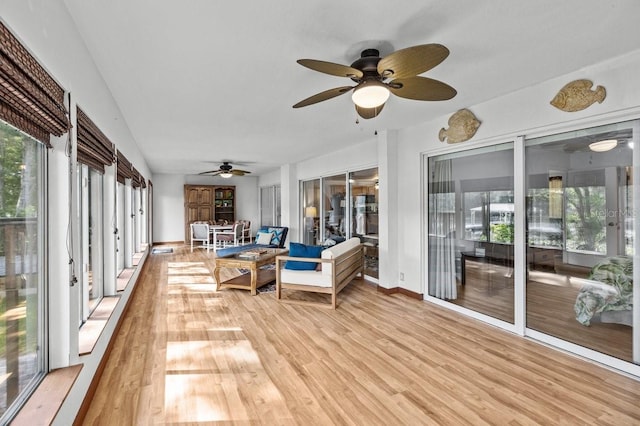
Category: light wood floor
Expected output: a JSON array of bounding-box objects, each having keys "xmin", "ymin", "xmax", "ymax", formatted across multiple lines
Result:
[{"xmin": 81, "ymin": 245, "xmax": 640, "ymax": 425}]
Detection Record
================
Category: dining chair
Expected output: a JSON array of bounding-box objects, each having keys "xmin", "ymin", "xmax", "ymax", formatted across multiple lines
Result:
[
  {"xmin": 240, "ymin": 220, "xmax": 251, "ymax": 244},
  {"xmin": 215, "ymin": 222, "xmax": 244, "ymax": 248},
  {"xmin": 190, "ymin": 222, "xmax": 211, "ymax": 252}
]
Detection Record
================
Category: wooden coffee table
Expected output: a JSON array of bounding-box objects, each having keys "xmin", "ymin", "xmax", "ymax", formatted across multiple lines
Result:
[{"xmin": 214, "ymin": 248, "xmax": 288, "ymax": 295}]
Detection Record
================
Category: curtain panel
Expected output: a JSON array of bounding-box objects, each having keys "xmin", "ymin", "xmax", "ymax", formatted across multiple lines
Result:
[
  {"xmin": 76, "ymin": 107, "xmax": 114, "ymax": 174},
  {"xmin": 0, "ymin": 22, "xmax": 70, "ymax": 147}
]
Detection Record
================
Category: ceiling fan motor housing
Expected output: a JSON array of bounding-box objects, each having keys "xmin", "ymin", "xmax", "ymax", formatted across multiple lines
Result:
[{"xmin": 350, "ymin": 49, "xmax": 382, "ymax": 82}]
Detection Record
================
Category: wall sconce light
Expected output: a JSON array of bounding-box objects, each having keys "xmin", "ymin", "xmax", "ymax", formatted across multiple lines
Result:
[{"xmin": 374, "ymin": 181, "xmax": 379, "ymax": 190}]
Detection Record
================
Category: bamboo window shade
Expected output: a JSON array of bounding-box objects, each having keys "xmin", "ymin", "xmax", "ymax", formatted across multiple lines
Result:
[
  {"xmin": 116, "ymin": 149, "xmax": 133, "ymax": 184},
  {"xmin": 0, "ymin": 22, "xmax": 70, "ymax": 147},
  {"xmin": 131, "ymin": 166, "xmax": 141, "ymax": 188},
  {"xmin": 76, "ymin": 107, "xmax": 114, "ymax": 173}
]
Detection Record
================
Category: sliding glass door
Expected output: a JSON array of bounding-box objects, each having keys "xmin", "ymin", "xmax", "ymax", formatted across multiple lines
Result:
[
  {"xmin": 427, "ymin": 143, "xmax": 515, "ymax": 323},
  {"xmin": 525, "ymin": 121, "xmax": 637, "ymax": 363},
  {"xmin": 426, "ymin": 118, "xmax": 639, "ymax": 371}
]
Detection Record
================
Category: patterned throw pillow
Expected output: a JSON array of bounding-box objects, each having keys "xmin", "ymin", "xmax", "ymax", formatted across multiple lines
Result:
[
  {"xmin": 255, "ymin": 231, "xmax": 274, "ymax": 245},
  {"xmin": 268, "ymin": 227, "xmax": 284, "ymax": 246}
]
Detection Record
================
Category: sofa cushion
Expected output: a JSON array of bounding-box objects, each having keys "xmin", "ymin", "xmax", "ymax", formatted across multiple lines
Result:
[
  {"xmin": 322, "ymin": 237, "xmax": 361, "ymax": 276},
  {"xmin": 285, "ymin": 243, "xmax": 323, "ymax": 270},
  {"xmin": 280, "ymin": 268, "xmax": 332, "ymax": 287},
  {"xmin": 255, "ymin": 231, "xmax": 273, "ymax": 245}
]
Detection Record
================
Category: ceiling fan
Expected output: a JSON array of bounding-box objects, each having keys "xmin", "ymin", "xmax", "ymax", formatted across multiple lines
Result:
[
  {"xmin": 293, "ymin": 43, "xmax": 457, "ymax": 119},
  {"xmin": 199, "ymin": 161, "xmax": 251, "ymax": 178}
]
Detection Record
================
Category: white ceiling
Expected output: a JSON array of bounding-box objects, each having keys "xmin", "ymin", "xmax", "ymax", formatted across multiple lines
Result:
[{"xmin": 62, "ymin": 0, "xmax": 640, "ymax": 177}]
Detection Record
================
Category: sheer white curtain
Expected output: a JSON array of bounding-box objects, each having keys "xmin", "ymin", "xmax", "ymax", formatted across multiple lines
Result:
[{"xmin": 429, "ymin": 159, "xmax": 457, "ymax": 300}]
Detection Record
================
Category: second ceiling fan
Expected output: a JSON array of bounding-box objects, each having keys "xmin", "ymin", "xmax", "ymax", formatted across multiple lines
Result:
[{"xmin": 293, "ymin": 43, "xmax": 457, "ymax": 119}]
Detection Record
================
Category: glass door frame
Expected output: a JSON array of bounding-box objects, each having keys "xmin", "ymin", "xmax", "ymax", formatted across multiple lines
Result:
[{"xmin": 423, "ymin": 120, "xmax": 640, "ymax": 377}]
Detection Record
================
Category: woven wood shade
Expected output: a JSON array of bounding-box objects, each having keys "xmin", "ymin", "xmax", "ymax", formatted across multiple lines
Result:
[
  {"xmin": 0, "ymin": 22, "xmax": 70, "ymax": 147},
  {"xmin": 116, "ymin": 149, "xmax": 133, "ymax": 184},
  {"xmin": 77, "ymin": 107, "xmax": 114, "ymax": 173}
]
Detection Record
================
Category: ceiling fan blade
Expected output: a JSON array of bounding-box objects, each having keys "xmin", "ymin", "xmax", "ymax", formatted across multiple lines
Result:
[
  {"xmin": 388, "ymin": 76, "xmax": 457, "ymax": 101},
  {"xmin": 231, "ymin": 169, "xmax": 250, "ymax": 176},
  {"xmin": 355, "ymin": 103, "xmax": 385, "ymax": 119},
  {"xmin": 293, "ymin": 86, "xmax": 354, "ymax": 108},
  {"xmin": 297, "ymin": 59, "xmax": 364, "ymax": 79},
  {"xmin": 378, "ymin": 44, "xmax": 449, "ymax": 79},
  {"xmin": 199, "ymin": 170, "xmax": 221, "ymax": 175}
]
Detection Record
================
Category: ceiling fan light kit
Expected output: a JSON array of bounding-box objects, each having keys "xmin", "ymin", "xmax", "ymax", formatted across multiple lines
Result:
[
  {"xmin": 198, "ymin": 161, "xmax": 251, "ymax": 178},
  {"xmin": 293, "ymin": 43, "xmax": 457, "ymax": 119},
  {"xmin": 589, "ymin": 139, "xmax": 618, "ymax": 152},
  {"xmin": 352, "ymin": 80, "xmax": 390, "ymax": 108}
]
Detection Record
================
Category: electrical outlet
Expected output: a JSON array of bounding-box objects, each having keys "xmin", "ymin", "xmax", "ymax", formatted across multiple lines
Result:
[{"xmin": 400, "ymin": 272, "xmax": 405, "ymax": 281}]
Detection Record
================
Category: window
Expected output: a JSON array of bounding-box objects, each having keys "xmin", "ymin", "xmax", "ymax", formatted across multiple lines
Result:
[
  {"xmin": 78, "ymin": 165, "xmax": 104, "ymax": 323},
  {"xmin": 0, "ymin": 121, "xmax": 45, "ymax": 419}
]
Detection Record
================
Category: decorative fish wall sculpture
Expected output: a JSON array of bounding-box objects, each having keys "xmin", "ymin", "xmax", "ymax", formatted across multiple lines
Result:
[
  {"xmin": 550, "ymin": 79, "xmax": 606, "ymax": 112},
  {"xmin": 438, "ymin": 109, "xmax": 481, "ymax": 144}
]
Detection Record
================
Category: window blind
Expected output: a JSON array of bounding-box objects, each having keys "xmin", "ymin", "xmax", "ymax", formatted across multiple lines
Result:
[
  {"xmin": 116, "ymin": 149, "xmax": 132, "ymax": 184},
  {"xmin": 76, "ymin": 107, "xmax": 114, "ymax": 173},
  {"xmin": 0, "ymin": 22, "xmax": 70, "ymax": 147}
]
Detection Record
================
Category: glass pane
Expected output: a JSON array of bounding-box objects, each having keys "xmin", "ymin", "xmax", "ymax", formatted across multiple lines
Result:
[
  {"xmin": 428, "ymin": 143, "xmax": 514, "ymax": 323},
  {"xmin": 322, "ymin": 174, "xmax": 346, "ymax": 245},
  {"xmin": 348, "ymin": 168, "xmax": 379, "ymax": 278},
  {"xmin": 88, "ymin": 168, "xmax": 103, "ymax": 313},
  {"xmin": 301, "ymin": 180, "xmax": 320, "ymax": 245},
  {"xmin": 0, "ymin": 122, "xmax": 44, "ymax": 417},
  {"xmin": 526, "ymin": 121, "xmax": 636, "ymax": 363}
]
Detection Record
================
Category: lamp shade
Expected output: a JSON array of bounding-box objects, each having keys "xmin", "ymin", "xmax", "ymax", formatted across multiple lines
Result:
[
  {"xmin": 305, "ymin": 206, "xmax": 317, "ymax": 217},
  {"xmin": 352, "ymin": 80, "xmax": 390, "ymax": 108}
]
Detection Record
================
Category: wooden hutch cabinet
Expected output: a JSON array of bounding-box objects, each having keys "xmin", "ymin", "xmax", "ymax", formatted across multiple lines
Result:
[{"xmin": 184, "ymin": 185, "xmax": 235, "ymax": 242}]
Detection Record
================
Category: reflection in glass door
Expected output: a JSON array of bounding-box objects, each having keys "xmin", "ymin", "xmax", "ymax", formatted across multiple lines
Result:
[
  {"xmin": 427, "ymin": 144, "xmax": 515, "ymax": 323},
  {"xmin": 301, "ymin": 179, "xmax": 320, "ymax": 245},
  {"xmin": 525, "ymin": 121, "xmax": 637, "ymax": 363},
  {"xmin": 323, "ymin": 174, "xmax": 347, "ymax": 245},
  {"xmin": 348, "ymin": 168, "xmax": 379, "ymax": 278}
]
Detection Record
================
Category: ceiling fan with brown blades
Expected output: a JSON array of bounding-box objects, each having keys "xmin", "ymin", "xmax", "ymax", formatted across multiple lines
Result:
[
  {"xmin": 198, "ymin": 161, "xmax": 251, "ymax": 178},
  {"xmin": 293, "ymin": 44, "xmax": 457, "ymax": 119}
]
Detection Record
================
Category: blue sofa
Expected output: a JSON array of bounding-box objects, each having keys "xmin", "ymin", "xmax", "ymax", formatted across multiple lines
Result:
[{"xmin": 215, "ymin": 226, "xmax": 288, "ymax": 257}]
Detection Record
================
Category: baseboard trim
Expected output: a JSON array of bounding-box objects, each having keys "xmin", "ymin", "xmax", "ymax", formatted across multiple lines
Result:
[{"xmin": 377, "ymin": 286, "xmax": 423, "ymax": 300}]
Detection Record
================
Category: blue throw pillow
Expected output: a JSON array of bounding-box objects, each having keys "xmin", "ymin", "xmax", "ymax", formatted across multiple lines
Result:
[
  {"xmin": 269, "ymin": 227, "xmax": 284, "ymax": 246},
  {"xmin": 284, "ymin": 243, "xmax": 323, "ymax": 270}
]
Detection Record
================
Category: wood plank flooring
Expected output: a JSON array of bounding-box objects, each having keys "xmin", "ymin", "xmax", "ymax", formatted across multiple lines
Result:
[{"xmin": 81, "ymin": 245, "xmax": 640, "ymax": 425}]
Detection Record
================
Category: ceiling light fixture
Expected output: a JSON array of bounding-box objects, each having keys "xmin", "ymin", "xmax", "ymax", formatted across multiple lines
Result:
[
  {"xmin": 589, "ymin": 139, "xmax": 618, "ymax": 152},
  {"xmin": 351, "ymin": 80, "xmax": 390, "ymax": 108},
  {"xmin": 219, "ymin": 172, "xmax": 233, "ymax": 179}
]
